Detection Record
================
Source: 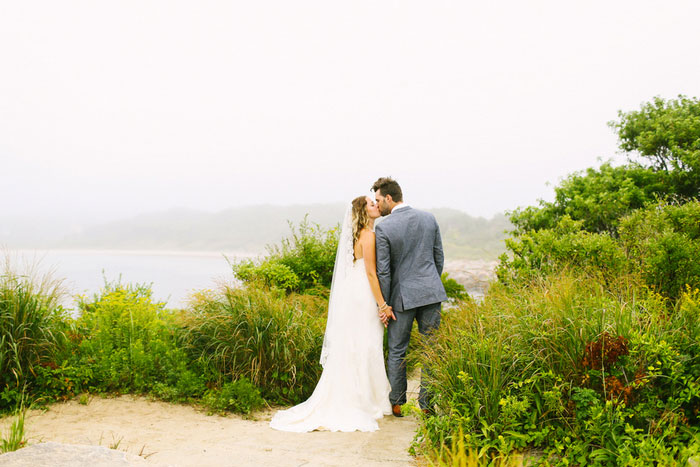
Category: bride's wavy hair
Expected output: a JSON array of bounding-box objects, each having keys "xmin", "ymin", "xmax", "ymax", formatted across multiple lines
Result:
[{"xmin": 351, "ymin": 196, "xmax": 371, "ymax": 247}]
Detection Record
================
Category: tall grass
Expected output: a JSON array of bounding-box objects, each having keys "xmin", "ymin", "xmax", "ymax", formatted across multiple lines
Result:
[
  {"xmin": 182, "ymin": 285, "xmax": 327, "ymax": 404},
  {"xmin": 0, "ymin": 254, "xmax": 66, "ymax": 410},
  {"xmin": 426, "ymin": 429, "xmax": 524, "ymax": 467},
  {"xmin": 0, "ymin": 408, "xmax": 27, "ymax": 453}
]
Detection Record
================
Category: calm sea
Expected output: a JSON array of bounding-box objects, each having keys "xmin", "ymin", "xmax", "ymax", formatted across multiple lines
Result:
[{"xmin": 8, "ymin": 249, "xmax": 256, "ymax": 312}]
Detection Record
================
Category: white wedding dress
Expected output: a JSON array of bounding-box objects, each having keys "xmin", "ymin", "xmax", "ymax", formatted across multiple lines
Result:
[{"xmin": 270, "ymin": 207, "xmax": 391, "ymax": 433}]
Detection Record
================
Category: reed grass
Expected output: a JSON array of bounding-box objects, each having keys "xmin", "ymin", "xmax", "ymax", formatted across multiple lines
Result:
[
  {"xmin": 426, "ymin": 429, "xmax": 526, "ymax": 467},
  {"xmin": 424, "ymin": 271, "xmax": 645, "ymax": 423},
  {"xmin": 182, "ymin": 284, "xmax": 327, "ymax": 404},
  {"xmin": 0, "ymin": 407, "xmax": 27, "ymax": 453},
  {"xmin": 0, "ymin": 254, "xmax": 67, "ymax": 409}
]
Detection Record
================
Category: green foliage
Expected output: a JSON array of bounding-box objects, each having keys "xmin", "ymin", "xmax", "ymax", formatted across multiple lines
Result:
[
  {"xmin": 509, "ymin": 162, "xmax": 669, "ymax": 235},
  {"xmin": 31, "ymin": 363, "xmax": 93, "ymax": 404},
  {"xmin": 202, "ymin": 378, "xmax": 265, "ymax": 415},
  {"xmin": 182, "ymin": 285, "xmax": 326, "ymax": 405},
  {"xmin": 416, "ymin": 271, "xmax": 700, "ymax": 465},
  {"xmin": 425, "ymin": 96, "xmax": 700, "ymax": 464},
  {"xmin": 0, "ymin": 259, "xmax": 67, "ymax": 411},
  {"xmin": 500, "ymin": 201, "xmax": 700, "ymax": 300},
  {"xmin": 232, "ymin": 216, "xmax": 338, "ymax": 294},
  {"xmin": 73, "ymin": 280, "xmax": 207, "ymax": 398},
  {"xmin": 610, "ymin": 95, "xmax": 700, "ymax": 196},
  {"xmin": 233, "ymin": 260, "xmax": 301, "ymax": 292},
  {"xmin": 510, "ymin": 96, "xmax": 700, "ymax": 239},
  {"xmin": 497, "ymin": 215, "xmax": 627, "ymax": 286},
  {"xmin": 619, "ymin": 200, "xmax": 700, "ymax": 299},
  {"xmin": 441, "ymin": 273, "xmax": 470, "ymax": 302}
]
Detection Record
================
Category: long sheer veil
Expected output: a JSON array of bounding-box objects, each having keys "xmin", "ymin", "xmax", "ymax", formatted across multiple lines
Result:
[{"xmin": 320, "ymin": 203, "xmax": 354, "ymax": 367}]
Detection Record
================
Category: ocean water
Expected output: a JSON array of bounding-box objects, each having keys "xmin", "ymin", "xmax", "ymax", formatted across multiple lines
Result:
[
  {"xmin": 8, "ymin": 249, "xmax": 255, "ymax": 312},
  {"xmin": 5, "ymin": 249, "xmax": 492, "ymax": 313}
]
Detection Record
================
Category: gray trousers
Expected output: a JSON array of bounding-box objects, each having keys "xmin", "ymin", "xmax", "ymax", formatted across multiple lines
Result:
[{"xmin": 386, "ymin": 302, "xmax": 441, "ymax": 409}]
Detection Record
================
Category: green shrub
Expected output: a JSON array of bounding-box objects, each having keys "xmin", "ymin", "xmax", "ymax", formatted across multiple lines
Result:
[
  {"xmin": 441, "ymin": 273, "xmax": 470, "ymax": 302},
  {"xmin": 233, "ymin": 260, "xmax": 300, "ymax": 292},
  {"xmin": 182, "ymin": 285, "xmax": 326, "ymax": 405},
  {"xmin": 202, "ymin": 378, "xmax": 264, "ymax": 415},
  {"xmin": 509, "ymin": 162, "xmax": 669, "ymax": 235},
  {"xmin": 497, "ymin": 215, "xmax": 627, "ymax": 286},
  {"xmin": 32, "ymin": 363, "xmax": 93, "ymax": 404},
  {"xmin": 232, "ymin": 216, "xmax": 338, "ymax": 294},
  {"xmin": 73, "ymin": 280, "xmax": 206, "ymax": 396},
  {"xmin": 619, "ymin": 200, "xmax": 700, "ymax": 299},
  {"xmin": 500, "ymin": 201, "xmax": 700, "ymax": 300}
]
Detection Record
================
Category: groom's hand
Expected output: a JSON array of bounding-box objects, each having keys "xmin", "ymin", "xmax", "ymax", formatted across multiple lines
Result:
[
  {"xmin": 380, "ymin": 306, "xmax": 396, "ymax": 327},
  {"xmin": 385, "ymin": 306, "xmax": 396, "ymax": 322}
]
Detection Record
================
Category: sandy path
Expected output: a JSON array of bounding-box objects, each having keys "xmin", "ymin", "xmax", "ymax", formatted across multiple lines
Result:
[{"xmin": 1, "ymin": 380, "xmax": 420, "ymax": 467}]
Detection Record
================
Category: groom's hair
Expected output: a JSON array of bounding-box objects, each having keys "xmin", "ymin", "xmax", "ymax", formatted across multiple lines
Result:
[{"xmin": 371, "ymin": 177, "xmax": 403, "ymax": 202}]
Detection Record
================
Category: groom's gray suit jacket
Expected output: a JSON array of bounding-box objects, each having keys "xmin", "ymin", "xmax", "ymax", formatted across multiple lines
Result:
[{"xmin": 375, "ymin": 206, "xmax": 447, "ymax": 312}]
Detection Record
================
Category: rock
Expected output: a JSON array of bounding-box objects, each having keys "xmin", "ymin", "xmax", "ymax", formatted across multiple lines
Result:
[
  {"xmin": 0, "ymin": 442, "xmax": 152, "ymax": 467},
  {"xmin": 444, "ymin": 259, "xmax": 498, "ymax": 299}
]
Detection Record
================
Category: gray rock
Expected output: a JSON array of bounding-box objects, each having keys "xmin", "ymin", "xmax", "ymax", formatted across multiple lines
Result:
[
  {"xmin": 444, "ymin": 259, "xmax": 498, "ymax": 299},
  {"xmin": 0, "ymin": 442, "xmax": 151, "ymax": 467}
]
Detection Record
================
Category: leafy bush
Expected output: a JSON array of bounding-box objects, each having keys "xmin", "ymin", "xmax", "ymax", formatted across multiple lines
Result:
[
  {"xmin": 511, "ymin": 96, "xmax": 700, "ymax": 239},
  {"xmin": 497, "ymin": 215, "xmax": 628, "ymax": 286},
  {"xmin": 441, "ymin": 273, "xmax": 470, "ymax": 302},
  {"xmin": 509, "ymin": 162, "xmax": 669, "ymax": 235},
  {"xmin": 416, "ymin": 271, "xmax": 700, "ymax": 465},
  {"xmin": 182, "ymin": 285, "xmax": 326, "ymax": 405},
  {"xmin": 73, "ymin": 281, "xmax": 207, "ymax": 397},
  {"xmin": 232, "ymin": 216, "xmax": 338, "ymax": 294},
  {"xmin": 202, "ymin": 378, "xmax": 265, "ymax": 415},
  {"xmin": 619, "ymin": 200, "xmax": 700, "ymax": 299},
  {"xmin": 500, "ymin": 201, "xmax": 700, "ymax": 300},
  {"xmin": 233, "ymin": 260, "xmax": 300, "ymax": 292}
]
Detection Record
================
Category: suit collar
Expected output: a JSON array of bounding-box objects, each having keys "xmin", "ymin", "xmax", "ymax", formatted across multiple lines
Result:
[{"xmin": 391, "ymin": 204, "xmax": 411, "ymax": 214}]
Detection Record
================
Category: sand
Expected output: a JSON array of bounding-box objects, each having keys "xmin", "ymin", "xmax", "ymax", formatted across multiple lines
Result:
[{"xmin": 0, "ymin": 380, "xmax": 421, "ymax": 467}]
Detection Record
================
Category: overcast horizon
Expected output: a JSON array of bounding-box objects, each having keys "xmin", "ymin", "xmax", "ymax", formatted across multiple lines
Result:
[{"xmin": 2, "ymin": 1, "xmax": 700, "ymax": 224}]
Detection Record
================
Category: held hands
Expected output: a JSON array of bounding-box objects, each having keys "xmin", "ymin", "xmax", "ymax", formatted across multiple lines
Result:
[{"xmin": 378, "ymin": 304, "xmax": 396, "ymax": 328}]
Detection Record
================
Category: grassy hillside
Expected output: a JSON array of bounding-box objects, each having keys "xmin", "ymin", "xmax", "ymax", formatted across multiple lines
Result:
[{"xmin": 2, "ymin": 204, "xmax": 511, "ymax": 260}]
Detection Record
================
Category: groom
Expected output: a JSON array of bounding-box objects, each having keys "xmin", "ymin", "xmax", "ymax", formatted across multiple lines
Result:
[{"xmin": 372, "ymin": 177, "xmax": 447, "ymax": 416}]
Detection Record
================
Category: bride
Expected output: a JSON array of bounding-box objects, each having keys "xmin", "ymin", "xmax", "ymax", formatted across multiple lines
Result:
[{"xmin": 269, "ymin": 196, "xmax": 394, "ymax": 432}]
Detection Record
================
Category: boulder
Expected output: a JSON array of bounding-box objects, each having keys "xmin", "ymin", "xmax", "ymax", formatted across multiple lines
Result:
[{"xmin": 0, "ymin": 441, "xmax": 152, "ymax": 467}]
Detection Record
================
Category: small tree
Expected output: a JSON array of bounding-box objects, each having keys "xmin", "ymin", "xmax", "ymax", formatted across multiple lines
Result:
[{"xmin": 610, "ymin": 95, "xmax": 700, "ymax": 196}]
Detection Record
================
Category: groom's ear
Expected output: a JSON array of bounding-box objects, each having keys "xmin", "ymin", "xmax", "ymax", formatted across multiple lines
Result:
[{"xmin": 385, "ymin": 194, "xmax": 393, "ymax": 204}]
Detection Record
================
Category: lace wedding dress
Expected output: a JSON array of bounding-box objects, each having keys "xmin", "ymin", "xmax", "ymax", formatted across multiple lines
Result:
[{"xmin": 269, "ymin": 206, "xmax": 391, "ymax": 432}]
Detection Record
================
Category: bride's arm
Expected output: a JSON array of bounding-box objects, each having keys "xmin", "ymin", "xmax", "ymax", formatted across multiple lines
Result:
[{"xmin": 360, "ymin": 230, "xmax": 395, "ymax": 323}]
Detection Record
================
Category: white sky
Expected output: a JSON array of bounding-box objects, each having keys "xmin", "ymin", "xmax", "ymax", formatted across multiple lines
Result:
[{"xmin": 1, "ymin": 0, "xmax": 699, "ymax": 222}]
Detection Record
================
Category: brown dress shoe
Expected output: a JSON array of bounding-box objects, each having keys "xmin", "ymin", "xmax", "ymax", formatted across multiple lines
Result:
[{"xmin": 392, "ymin": 404, "xmax": 403, "ymax": 418}]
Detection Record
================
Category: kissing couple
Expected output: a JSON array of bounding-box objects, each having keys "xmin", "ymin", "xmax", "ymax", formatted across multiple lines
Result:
[{"xmin": 270, "ymin": 177, "xmax": 447, "ymax": 432}]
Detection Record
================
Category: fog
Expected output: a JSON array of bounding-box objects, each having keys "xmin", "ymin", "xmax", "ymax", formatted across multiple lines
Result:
[{"xmin": 2, "ymin": 0, "xmax": 700, "ymax": 225}]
